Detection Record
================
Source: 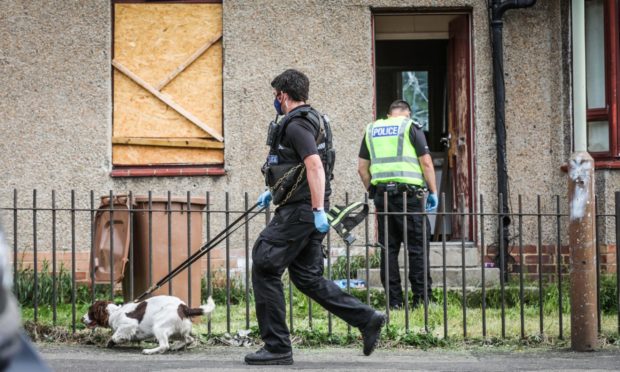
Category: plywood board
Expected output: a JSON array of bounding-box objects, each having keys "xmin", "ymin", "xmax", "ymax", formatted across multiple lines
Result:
[
  {"xmin": 161, "ymin": 41, "xmax": 222, "ymax": 137},
  {"xmin": 114, "ymin": 3, "xmax": 222, "ymax": 87},
  {"xmin": 113, "ymin": 145, "xmax": 224, "ymax": 166},
  {"xmin": 113, "ymin": 60, "xmax": 223, "ymax": 141},
  {"xmin": 112, "ymin": 137, "xmax": 224, "ymax": 149},
  {"xmin": 112, "ymin": 2, "xmax": 223, "ymax": 165},
  {"xmin": 155, "ymin": 33, "xmax": 222, "ymax": 90},
  {"xmin": 113, "ymin": 70, "xmax": 208, "ymax": 138}
]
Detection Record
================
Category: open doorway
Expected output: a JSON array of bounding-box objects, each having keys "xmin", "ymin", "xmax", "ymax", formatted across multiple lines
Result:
[{"xmin": 374, "ymin": 12, "xmax": 474, "ymax": 241}]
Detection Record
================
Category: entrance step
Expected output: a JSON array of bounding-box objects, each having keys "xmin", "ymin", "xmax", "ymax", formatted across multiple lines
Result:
[
  {"xmin": 357, "ymin": 267, "xmax": 500, "ymax": 288},
  {"xmin": 394, "ymin": 242, "xmax": 480, "ymax": 267}
]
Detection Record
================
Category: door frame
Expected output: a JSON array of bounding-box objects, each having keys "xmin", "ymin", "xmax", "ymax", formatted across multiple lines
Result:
[{"xmin": 371, "ymin": 9, "xmax": 477, "ymax": 242}]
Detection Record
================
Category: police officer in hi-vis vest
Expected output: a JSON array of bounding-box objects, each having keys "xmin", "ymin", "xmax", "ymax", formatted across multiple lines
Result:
[{"xmin": 358, "ymin": 100, "xmax": 438, "ymax": 310}]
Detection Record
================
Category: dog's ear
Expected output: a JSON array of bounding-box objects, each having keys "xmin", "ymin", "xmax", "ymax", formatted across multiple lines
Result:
[{"xmin": 89, "ymin": 300, "xmax": 111, "ymax": 327}]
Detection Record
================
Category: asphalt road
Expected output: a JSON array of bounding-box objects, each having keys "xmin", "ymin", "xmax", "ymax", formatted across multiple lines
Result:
[{"xmin": 35, "ymin": 343, "xmax": 620, "ymax": 371}]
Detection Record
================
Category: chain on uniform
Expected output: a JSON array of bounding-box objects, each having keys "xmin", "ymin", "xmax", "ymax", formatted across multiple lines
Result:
[
  {"xmin": 281, "ymin": 165, "xmax": 306, "ymax": 205},
  {"xmin": 263, "ymin": 106, "xmax": 335, "ymax": 206},
  {"xmin": 270, "ymin": 163, "xmax": 306, "ymax": 205}
]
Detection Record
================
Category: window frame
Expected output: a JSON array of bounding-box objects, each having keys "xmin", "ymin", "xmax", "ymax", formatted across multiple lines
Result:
[
  {"xmin": 110, "ymin": 0, "xmax": 224, "ymax": 178},
  {"xmin": 587, "ymin": 0, "xmax": 620, "ymax": 167}
]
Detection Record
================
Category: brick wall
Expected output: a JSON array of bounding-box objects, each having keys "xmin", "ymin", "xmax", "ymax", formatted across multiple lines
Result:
[
  {"xmin": 17, "ymin": 243, "xmax": 617, "ymax": 286},
  {"xmin": 15, "ymin": 251, "xmax": 231, "ymax": 284},
  {"xmin": 484, "ymin": 244, "xmax": 617, "ymax": 280}
]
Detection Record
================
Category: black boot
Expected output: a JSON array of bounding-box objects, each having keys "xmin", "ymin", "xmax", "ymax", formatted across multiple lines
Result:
[
  {"xmin": 360, "ymin": 311, "xmax": 386, "ymax": 356},
  {"xmin": 244, "ymin": 347, "xmax": 293, "ymax": 365}
]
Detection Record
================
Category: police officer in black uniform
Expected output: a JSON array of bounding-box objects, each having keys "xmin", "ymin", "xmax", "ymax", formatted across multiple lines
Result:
[
  {"xmin": 245, "ymin": 69, "xmax": 386, "ymax": 365},
  {"xmin": 358, "ymin": 100, "xmax": 438, "ymax": 310}
]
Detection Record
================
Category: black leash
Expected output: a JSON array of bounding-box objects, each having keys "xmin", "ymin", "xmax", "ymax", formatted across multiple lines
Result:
[
  {"xmin": 134, "ymin": 200, "xmax": 370, "ymax": 302},
  {"xmin": 134, "ymin": 202, "xmax": 264, "ymax": 302}
]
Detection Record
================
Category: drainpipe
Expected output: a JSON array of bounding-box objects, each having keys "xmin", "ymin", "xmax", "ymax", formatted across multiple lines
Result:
[
  {"xmin": 567, "ymin": 0, "xmax": 597, "ymax": 352},
  {"xmin": 489, "ymin": 0, "xmax": 537, "ymax": 282}
]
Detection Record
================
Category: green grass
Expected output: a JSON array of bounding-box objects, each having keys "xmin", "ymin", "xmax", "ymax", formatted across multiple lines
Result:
[
  {"xmin": 16, "ymin": 265, "xmax": 620, "ymax": 350},
  {"xmin": 20, "ymin": 283, "xmax": 620, "ymax": 350},
  {"xmin": 22, "ymin": 294, "xmax": 620, "ymax": 350}
]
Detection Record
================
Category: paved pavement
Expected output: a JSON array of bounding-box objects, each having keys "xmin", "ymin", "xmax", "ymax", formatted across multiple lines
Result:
[{"xmin": 35, "ymin": 343, "xmax": 620, "ymax": 371}]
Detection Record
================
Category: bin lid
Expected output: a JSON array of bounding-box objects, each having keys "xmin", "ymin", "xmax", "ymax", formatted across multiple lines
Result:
[{"xmin": 99, "ymin": 195, "xmax": 130, "ymax": 206}]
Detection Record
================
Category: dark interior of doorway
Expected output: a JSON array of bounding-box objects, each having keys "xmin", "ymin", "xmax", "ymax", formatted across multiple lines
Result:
[
  {"xmin": 375, "ymin": 40, "xmax": 448, "ymax": 153},
  {"xmin": 375, "ymin": 39, "xmax": 453, "ymax": 239}
]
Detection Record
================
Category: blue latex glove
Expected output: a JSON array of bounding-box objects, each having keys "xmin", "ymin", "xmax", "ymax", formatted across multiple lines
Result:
[
  {"xmin": 426, "ymin": 193, "xmax": 438, "ymax": 211},
  {"xmin": 313, "ymin": 210, "xmax": 330, "ymax": 233},
  {"xmin": 257, "ymin": 190, "xmax": 272, "ymax": 208}
]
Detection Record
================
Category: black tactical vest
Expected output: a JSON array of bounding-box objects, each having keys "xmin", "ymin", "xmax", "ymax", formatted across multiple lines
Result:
[{"xmin": 262, "ymin": 106, "xmax": 335, "ymax": 206}]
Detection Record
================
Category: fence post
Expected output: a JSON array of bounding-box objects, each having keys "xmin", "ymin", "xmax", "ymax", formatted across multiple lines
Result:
[
  {"xmin": 567, "ymin": 152, "xmax": 597, "ymax": 351},
  {"xmin": 615, "ymin": 191, "xmax": 620, "ymax": 336}
]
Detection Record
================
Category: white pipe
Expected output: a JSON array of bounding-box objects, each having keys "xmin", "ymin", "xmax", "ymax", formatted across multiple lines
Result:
[{"xmin": 572, "ymin": 0, "xmax": 587, "ymax": 152}]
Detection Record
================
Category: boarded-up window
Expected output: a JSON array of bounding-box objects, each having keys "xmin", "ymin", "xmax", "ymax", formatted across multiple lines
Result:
[{"xmin": 112, "ymin": 2, "xmax": 223, "ymax": 168}]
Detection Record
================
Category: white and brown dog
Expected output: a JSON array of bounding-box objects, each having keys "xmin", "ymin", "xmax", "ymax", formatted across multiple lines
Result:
[{"xmin": 83, "ymin": 295, "xmax": 215, "ymax": 354}]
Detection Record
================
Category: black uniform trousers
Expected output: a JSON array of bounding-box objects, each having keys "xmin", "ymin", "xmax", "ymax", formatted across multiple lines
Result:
[
  {"xmin": 374, "ymin": 190, "xmax": 432, "ymax": 308},
  {"xmin": 252, "ymin": 202, "xmax": 376, "ymax": 353}
]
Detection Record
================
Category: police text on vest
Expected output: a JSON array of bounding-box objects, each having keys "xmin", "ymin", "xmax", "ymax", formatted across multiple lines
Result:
[{"xmin": 372, "ymin": 126, "xmax": 399, "ymax": 137}]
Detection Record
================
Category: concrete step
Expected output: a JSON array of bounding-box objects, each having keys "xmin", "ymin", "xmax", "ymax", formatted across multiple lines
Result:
[
  {"xmin": 357, "ymin": 267, "xmax": 500, "ymax": 288},
  {"xmin": 392, "ymin": 242, "xmax": 480, "ymax": 268}
]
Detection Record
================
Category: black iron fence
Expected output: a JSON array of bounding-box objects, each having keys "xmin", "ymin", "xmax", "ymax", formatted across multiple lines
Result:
[{"xmin": 3, "ymin": 189, "xmax": 620, "ymax": 341}]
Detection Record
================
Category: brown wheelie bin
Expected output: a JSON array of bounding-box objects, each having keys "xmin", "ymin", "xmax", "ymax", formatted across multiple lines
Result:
[{"xmin": 123, "ymin": 195, "xmax": 207, "ymax": 308}]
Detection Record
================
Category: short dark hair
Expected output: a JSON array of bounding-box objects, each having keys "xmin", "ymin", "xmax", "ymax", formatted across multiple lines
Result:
[
  {"xmin": 271, "ymin": 69, "xmax": 310, "ymax": 102},
  {"xmin": 388, "ymin": 100, "xmax": 411, "ymax": 114}
]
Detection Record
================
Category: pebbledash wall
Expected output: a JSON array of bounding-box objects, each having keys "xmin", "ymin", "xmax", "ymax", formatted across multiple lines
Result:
[{"xmin": 1, "ymin": 0, "xmax": 617, "ymax": 280}]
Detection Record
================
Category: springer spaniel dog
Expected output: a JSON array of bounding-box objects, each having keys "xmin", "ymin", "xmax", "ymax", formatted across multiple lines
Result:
[{"xmin": 83, "ymin": 295, "xmax": 215, "ymax": 354}]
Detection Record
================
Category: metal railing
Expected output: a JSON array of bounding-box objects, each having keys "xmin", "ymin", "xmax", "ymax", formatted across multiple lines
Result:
[{"xmin": 2, "ymin": 189, "xmax": 619, "ymax": 341}]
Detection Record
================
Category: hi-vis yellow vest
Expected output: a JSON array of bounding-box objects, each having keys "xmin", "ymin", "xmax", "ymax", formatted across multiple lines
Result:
[{"xmin": 364, "ymin": 117, "xmax": 425, "ymax": 186}]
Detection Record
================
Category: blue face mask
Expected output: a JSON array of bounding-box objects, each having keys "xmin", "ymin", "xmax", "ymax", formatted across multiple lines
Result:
[{"xmin": 274, "ymin": 97, "xmax": 284, "ymax": 115}]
